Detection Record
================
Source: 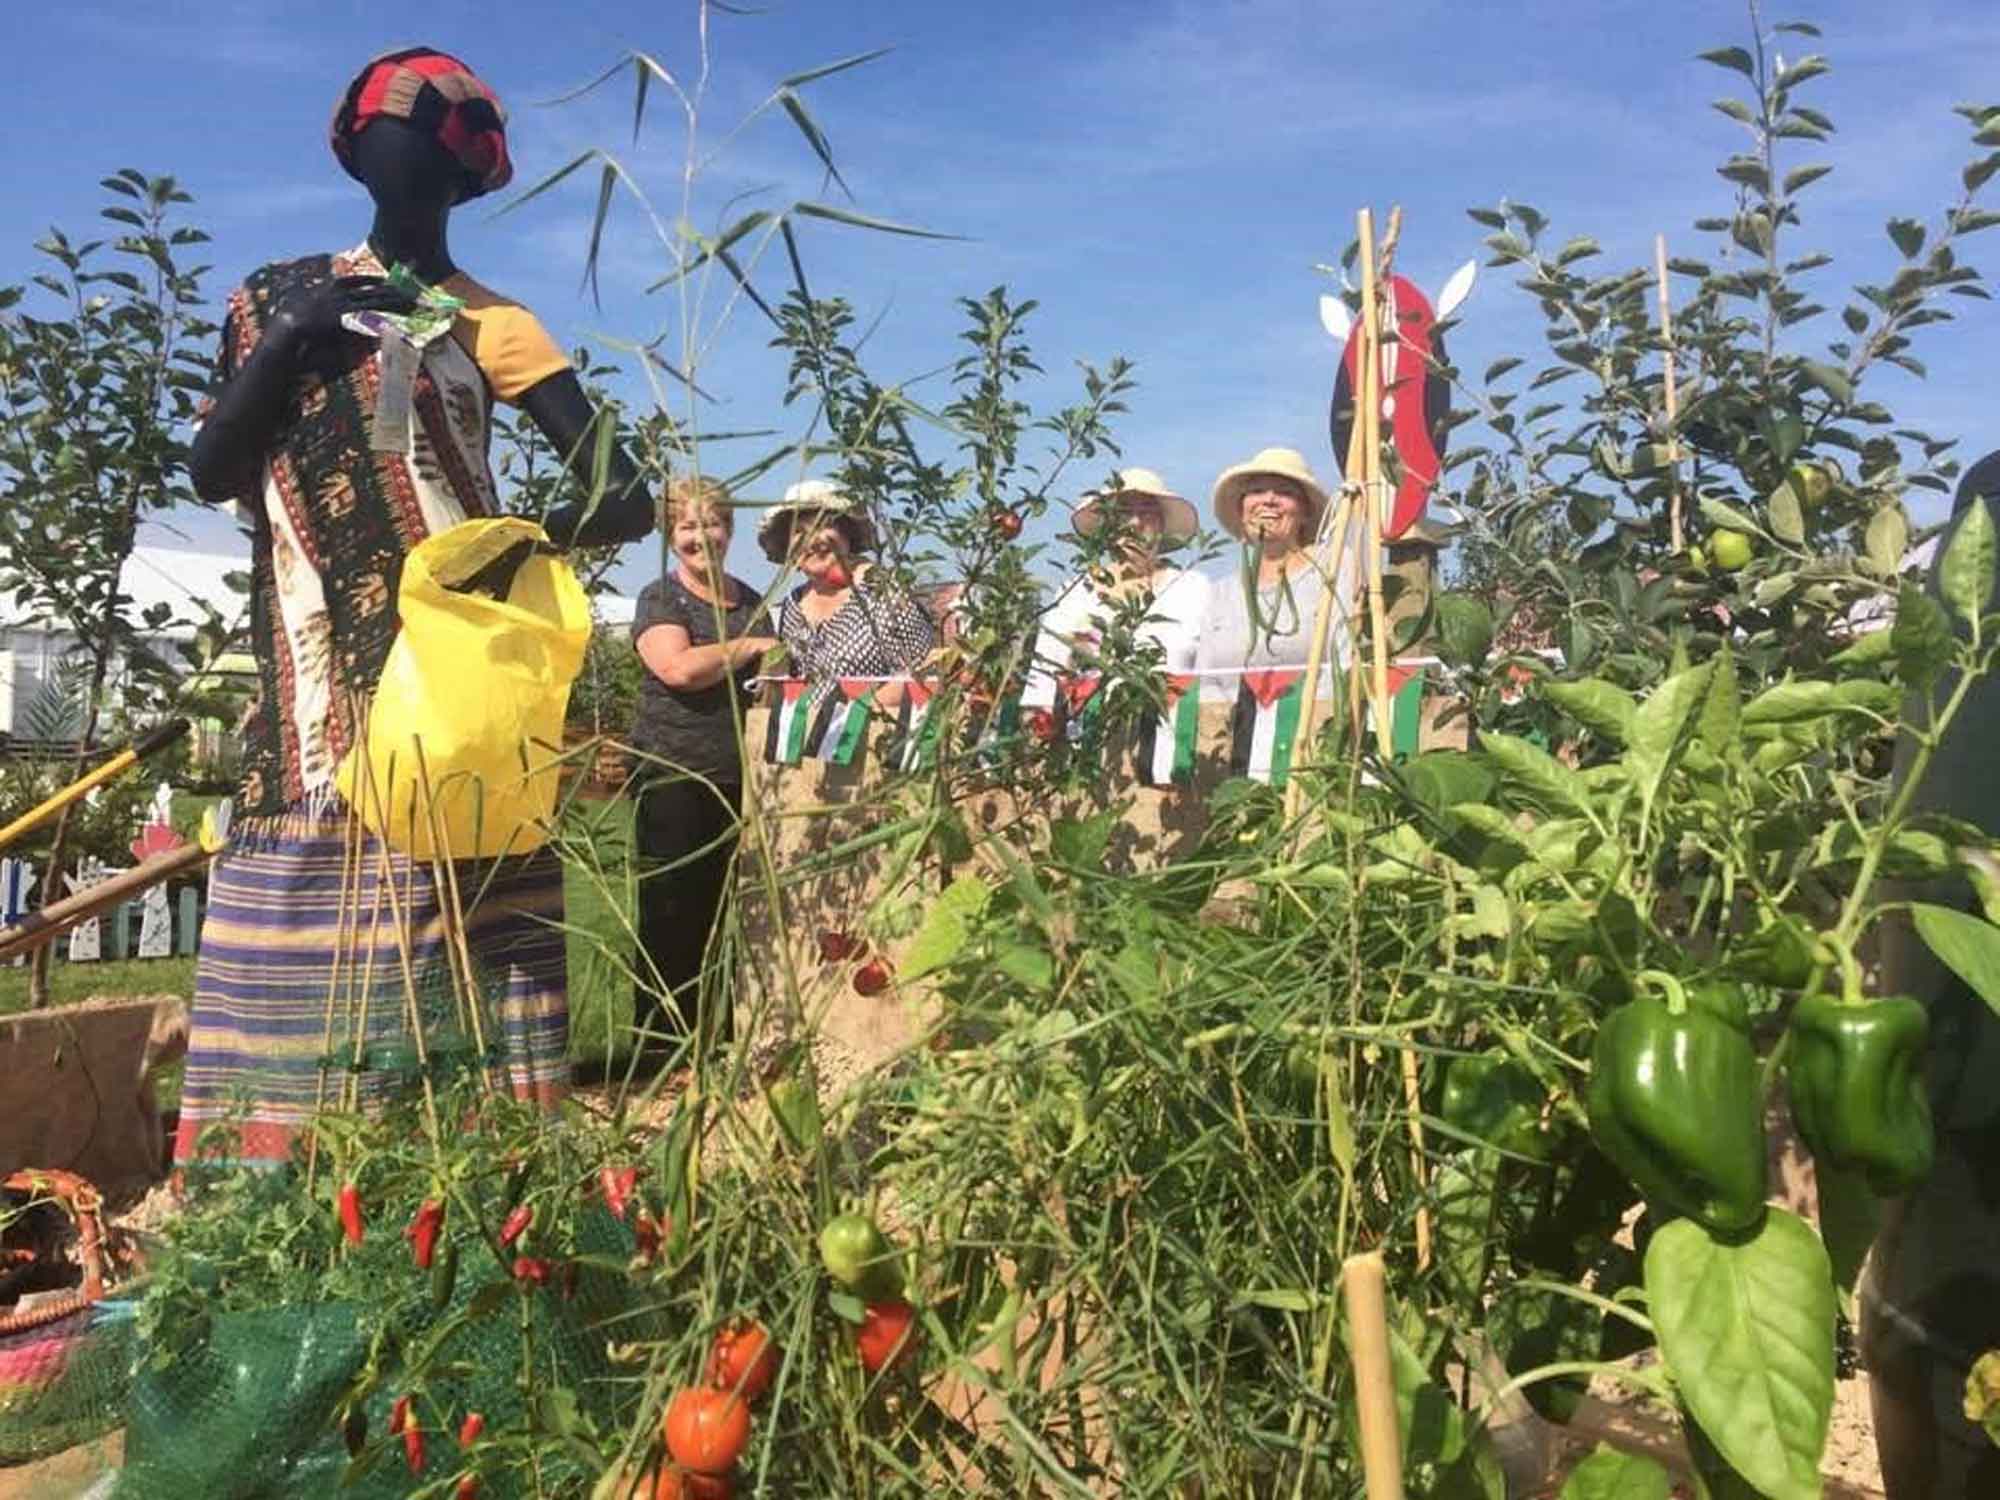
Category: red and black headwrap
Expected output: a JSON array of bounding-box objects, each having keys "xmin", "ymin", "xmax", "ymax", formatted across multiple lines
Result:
[{"xmin": 330, "ymin": 47, "xmax": 513, "ymax": 201}]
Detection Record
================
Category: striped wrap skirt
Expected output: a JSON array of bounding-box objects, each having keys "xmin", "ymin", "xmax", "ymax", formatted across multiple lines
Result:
[{"xmin": 172, "ymin": 801, "xmax": 569, "ymax": 1166}]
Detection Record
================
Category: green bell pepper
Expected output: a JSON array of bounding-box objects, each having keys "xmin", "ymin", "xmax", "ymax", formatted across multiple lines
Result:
[
  {"xmin": 1439, "ymin": 1052, "xmax": 1549, "ymax": 1161},
  {"xmin": 1786, "ymin": 992, "xmax": 1933, "ymax": 1195},
  {"xmin": 1586, "ymin": 996, "xmax": 1768, "ymax": 1235}
]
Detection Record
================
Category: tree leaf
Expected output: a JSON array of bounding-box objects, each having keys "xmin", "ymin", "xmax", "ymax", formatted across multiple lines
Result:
[
  {"xmin": 1481, "ymin": 732, "xmax": 1595, "ymax": 818},
  {"xmin": 1559, "ymin": 1444, "xmax": 1672, "ymax": 1500},
  {"xmin": 1628, "ymin": 663, "xmax": 1713, "ymax": 823},
  {"xmin": 1697, "ymin": 46, "xmax": 1756, "ymax": 77},
  {"xmin": 1912, "ymin": 902, "xmax": 2000, "ymax": 1018},
  {"xmin": 1938, "ymin": 492, "xmax": 1997, "ymax": 628},
  {"xmin": 1544, "ymin": 679, "xmax": 1639, "ymax": 746},
  {"xmin": 1644, "ymin": 1209, "xmax": 1836, "ymax": 1500},
  {"xmin": 1865, "ymin": 506, "xmax": 1909, "ymax": 578},
  {"xmin": 1698, "ymin": 496, "xmax": 1764, "ymax": 536},
  {"xmin": 1433, "ymin": 1150, "xmax": 1496, "ymax": 1303},
  {"xmin": 1767, "ymin": 477, "xmax": 1806, "ymax": 545},
  {"xmin": 1436, "ymin": 593, "xmax": 1495, "ymax": 668},
  {"xmin": 1891, "ymin": 582, "xmax": 1955, "ymax": 690}
]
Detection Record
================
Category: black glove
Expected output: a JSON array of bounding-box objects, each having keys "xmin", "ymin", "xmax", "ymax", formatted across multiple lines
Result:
[{"xmin": 266, "ymin": 275, "xmax": 420, "ymax": 362}]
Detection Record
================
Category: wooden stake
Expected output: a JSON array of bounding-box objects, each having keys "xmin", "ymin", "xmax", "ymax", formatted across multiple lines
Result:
[
  {"xmin": 1288, "ymin": 207, "xmax": 1400, "ymax": 820},
  {"xmin": 1656, "ymin": 234, "xmax": 1684, "ymax": 555},
  {"xmin": 1360, "ymin": 218, "xmax": 1396, "ymax": 762},
  {"xmin": 1342, "ymin": 1252, "xmax": 1406, "ymax": 1500}
]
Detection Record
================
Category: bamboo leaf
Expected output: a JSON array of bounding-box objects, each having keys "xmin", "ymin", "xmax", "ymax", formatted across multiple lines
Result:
[
  {"xmin": 792, "ymin": 201, "xmax": 964, "ymax": 240},
  {"xmin": 779, "ymin": 45, "xmax": 895, "ymax": 90}
]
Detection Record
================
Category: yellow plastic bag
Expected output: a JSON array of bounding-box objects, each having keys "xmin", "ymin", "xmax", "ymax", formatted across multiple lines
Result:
[{"xmin": 337, "ymin": 517, "xmax": 590, "ymax": 861}]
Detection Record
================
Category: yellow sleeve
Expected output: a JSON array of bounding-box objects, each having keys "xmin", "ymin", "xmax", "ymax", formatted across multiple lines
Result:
[{"xmin": 442, "ymin": 274, "xmax": 572, "ymax": 404}]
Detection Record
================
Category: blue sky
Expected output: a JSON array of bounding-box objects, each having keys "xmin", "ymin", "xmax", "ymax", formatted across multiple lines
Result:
[{"xmin": 7, "ymin": 0, "xmax": 1998, "ymax": 604}]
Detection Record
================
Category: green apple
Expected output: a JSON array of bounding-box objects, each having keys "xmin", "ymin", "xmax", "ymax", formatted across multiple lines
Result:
[{"xmin": 1712, "ymin": 530, "xmax": 1756, "ymax": 571}]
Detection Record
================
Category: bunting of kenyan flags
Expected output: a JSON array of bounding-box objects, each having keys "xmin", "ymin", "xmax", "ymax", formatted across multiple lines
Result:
[
  {"xmin": 1228, "ymin": 669, "xmax": 1308, "ymax": 785},
  {"xmin": 1134, "ymin": 674, "xmax": 1202, "ymax": 787}
]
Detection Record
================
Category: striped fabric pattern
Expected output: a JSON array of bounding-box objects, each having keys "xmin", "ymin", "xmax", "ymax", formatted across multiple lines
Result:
[{"xmin": 172, "ymin": 804, "xmax": 568, "ymax": 1167}]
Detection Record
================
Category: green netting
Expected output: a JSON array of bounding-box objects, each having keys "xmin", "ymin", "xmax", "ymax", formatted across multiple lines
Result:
[
  {"xmin": 0, "ymin": 1300, "xmax": 137, "ymax": 1466},
  {"xmin": 113, "ymin": 1205, "xmax": 661, "ymax": 1499}
]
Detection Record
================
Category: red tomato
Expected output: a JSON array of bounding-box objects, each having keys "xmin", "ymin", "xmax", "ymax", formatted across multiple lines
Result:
[
  {"xmin": 816, "ymin": 929, "xmax": 858, "ymax": 964},
  {"xmin": 851, "ymin": 959, "xmax": 892, "ymax": 997},
  {"xmin": 653, "ymin": 1465, "xmax": 734, "ymax": 1500},
  {"xmin": 855, "ymin": 1299, "xmax": 919, "ymax": 1374},
  {"xmin": 661, "ymin": 1388, "xmax": 751, "ymax": 1476},
  {"xmin": 706, "ymin": 1320, "xmax": 778, "ymax": 1404}
]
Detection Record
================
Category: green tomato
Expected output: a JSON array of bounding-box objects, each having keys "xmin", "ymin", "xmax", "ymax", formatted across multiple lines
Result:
[
  {"xmin": 1711, "ymin": 530, "xmax": 1755, "ymax": 571},
  {"xmin": 819, "ymin": 1213, "xmax": 902, "ymax": 1299}
]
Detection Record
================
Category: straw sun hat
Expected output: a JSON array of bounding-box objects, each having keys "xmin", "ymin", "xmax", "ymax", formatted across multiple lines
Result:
[
  {"xmin": 1211, "ymin": 447, "xmax": 1331, "ymax": 542},
  {"xmin": 1070, "ymin": 468, "xmax": 1200, "ymax": 542},
  {"xmin": 756, "ymin": 479, "xmax": 881, "ymax": 565}
]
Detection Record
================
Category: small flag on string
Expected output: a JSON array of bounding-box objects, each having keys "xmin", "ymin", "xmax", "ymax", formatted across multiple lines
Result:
[
  {"xmin": 1229, "ymin": 669, "xmax": 1306, "ymax": 785},
  {"xmin": 1135, "ymin": 674, "xmax": 1201, "ymax": 786},
  {"xmin": 764, "ymin": 679, "xmax": 814, "ymax": 765},
  {"xmin": 894, "ymin": 679, "xmax": 938, "ymax": 771},
  {"xmin": 812, "ymin": 679, "xmax": 878, "ymax": 765}
]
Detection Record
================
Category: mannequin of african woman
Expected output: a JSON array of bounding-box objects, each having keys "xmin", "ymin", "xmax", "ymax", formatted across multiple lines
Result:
[{"xmin": 176, "ymin": 49, "xmax": 653, "ymax": 1166}]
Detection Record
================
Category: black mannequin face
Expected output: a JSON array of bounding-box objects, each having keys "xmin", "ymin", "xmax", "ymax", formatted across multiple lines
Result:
[{"xmin": 345, "ymin": 116, "xmax": 470, "ymax": 214}]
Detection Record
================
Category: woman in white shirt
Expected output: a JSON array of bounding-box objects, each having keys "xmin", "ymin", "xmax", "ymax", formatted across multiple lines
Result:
[
  {"xmin": 1197, "ymin": 446, "xmax": 1353, "ymax": 672},
  {"xmin": 1023, "ymin": 469, "xmax": 1211, "ymax": 707}
]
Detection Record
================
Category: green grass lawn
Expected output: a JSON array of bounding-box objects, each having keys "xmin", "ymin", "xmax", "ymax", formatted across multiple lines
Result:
[{"xmin": 0, "ymin": 954, "xmax": 196, "ymax": 1016}]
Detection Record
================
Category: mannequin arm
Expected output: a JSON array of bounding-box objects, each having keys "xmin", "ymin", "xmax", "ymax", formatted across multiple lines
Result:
[{"xmin": 517, "ymin": 370, "xmax": 655, "ymax": 549}]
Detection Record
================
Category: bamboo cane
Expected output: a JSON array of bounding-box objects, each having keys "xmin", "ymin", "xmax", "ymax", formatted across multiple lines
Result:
[
  {"xmin": 0, "ymin": 840, "xmax": 212, "ymax": 961},
  {"xmin": 1342, "ymin": 1252, "xmax": 1406, "ymax": 1500},
  {"xmin": 0, "ymin": 719, "xmax": 189, "ymax": 854},
  {"xmin": 1657, "ymin": 234, "xmax": 1685, "ymax": 555},
  {"xmin": 1362, "ymin": 272, "xmax": 1395, "ymax": 761},
  {"xmin": 304, "ymin": 795, "xmax": 364, "ymax": 1192},
  {"xmin": 1286, "ymin": 229, "xmax": 1378, "ymax": 819}
]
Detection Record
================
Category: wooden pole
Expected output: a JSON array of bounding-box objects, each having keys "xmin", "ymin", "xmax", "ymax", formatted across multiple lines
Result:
[
  {"xmin": 0, "ymin": 841, "xmax": 212, "ymax": 962},
  {"xmin": 1342, "ymin": 1252, "xmax": 1406, "ymax": 1500},
  {"xmin": 1656, "ymin": 234, "xmax": 1684, "ymax": 555},
  {"xmin": 1361, "ymin": 249, "xmax": 1395, "ymax": 761}
]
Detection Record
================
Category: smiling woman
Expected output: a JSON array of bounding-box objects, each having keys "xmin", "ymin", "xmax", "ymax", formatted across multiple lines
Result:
[{"xmin": 626, "ymin": 476, "xmax": 778, "ymax": 1059}]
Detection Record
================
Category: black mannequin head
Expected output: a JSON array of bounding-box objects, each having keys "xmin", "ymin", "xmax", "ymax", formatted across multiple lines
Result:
[{"xmin": 346, "ymin": 116, "xmax": 470, "ymax": 215}]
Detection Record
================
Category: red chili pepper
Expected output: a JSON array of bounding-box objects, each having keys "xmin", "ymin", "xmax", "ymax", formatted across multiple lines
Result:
[
  {"xmin": 455, "ymin": 1477, "xmax": 481, "ymax": 1500},
  {"xmin": 388, "ymin": 1393, "xmax": 411, "ymax": 1436},
  {"xmin": 498, "ymin": 1204, "xmax": 533, "ymax": 1250},
  {"xmin": 404, "ymin": 1199, "xmax": 445, "ymax": 1270},
  {"xmin": 402, "ymin": 1420, "xmax": 425, "ymax": 1475},
  {"xmin": 598, "ymin": 1165, "xmax": 639, "ymax": 1223},
  {"xmin": 560, "ymin": 1261, "xmax": 580, "ymax": 1301},
  {"xmin": 337, "ymin": 1183, "xmax": 365, "ymax": 1246},
  {"xmin": 511, "ymin": 1255, "xmax": 553, "ymax": 1285},
  {"xmin": 457, "ymin": 1411, "xmax": 485, "ymax": 1447}
]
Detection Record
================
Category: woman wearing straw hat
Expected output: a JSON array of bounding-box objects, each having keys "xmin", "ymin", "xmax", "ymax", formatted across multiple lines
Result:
[
  {"xmin": 758, "ymin": 480, "xmax": 936, "ymax": 703},
  {"xmin": 1023, "ymin": 468, "xmax": 1211, "ymax": 708},
  {"xmin": 1197, "ymin": 446, "xmax": 1353, "ymax": 671}
]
